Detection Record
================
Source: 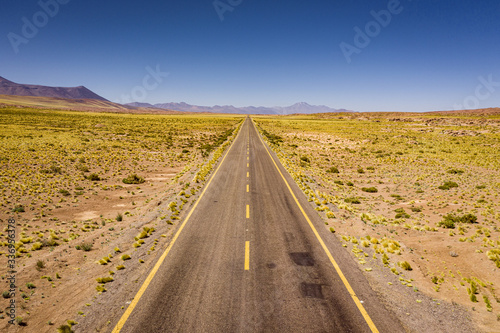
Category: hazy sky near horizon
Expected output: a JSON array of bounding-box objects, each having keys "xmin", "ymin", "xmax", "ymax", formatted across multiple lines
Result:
[{"xmin": 1, "ymin": 0, "xmax": 500, "ymax": 112}]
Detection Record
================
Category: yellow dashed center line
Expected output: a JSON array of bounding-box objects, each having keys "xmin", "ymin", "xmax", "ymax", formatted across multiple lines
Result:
[
  {"xmin": 247, "ymin": 171, "xmax": 249, "ymax": 178},
  {"xmin": 246, "ymin": 184, "xmax": 249, "ymax": 192},
  {"xmin": 246, "ymin": 205, "xmax": 249, "ymax": 218},
  {"xmin": 245, "ymin": 241, "xmax": 250, "ymax": 270}
]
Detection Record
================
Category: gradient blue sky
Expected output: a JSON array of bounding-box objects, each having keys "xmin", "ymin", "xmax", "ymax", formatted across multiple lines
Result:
[{"xmin": 1, "ymin": 0, "xmax": 499, "ymax": 111}]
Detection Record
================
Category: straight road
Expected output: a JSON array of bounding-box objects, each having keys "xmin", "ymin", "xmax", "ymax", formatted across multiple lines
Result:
[{"xmin": 112, "ymin": 118, "xmax": 403, "ymax": 332}]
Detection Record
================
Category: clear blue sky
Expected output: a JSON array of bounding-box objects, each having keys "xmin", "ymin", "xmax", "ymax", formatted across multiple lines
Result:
[{"xmin": 1, "ymin": 0, "xmax": 499, "ymax": 111}]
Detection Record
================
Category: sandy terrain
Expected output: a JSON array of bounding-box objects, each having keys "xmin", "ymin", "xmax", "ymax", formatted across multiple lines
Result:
[{"xmin": 255, "ymin": 112, "xmax": 500, "ymax": 332}]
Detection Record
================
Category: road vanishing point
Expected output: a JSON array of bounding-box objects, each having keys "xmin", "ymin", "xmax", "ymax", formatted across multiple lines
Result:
[{"xmin": 111, "ymin": 118, "xmax": 404, "ymax": 333}]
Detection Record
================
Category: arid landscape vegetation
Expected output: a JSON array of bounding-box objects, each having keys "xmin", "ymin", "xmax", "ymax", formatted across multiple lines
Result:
[
  {"xmin": 2, "ymin": 1, "xmax": 499, "ymax": 331},
  {"xmin": 254, "ymin": 110, "xmax": 500, "ymax": 331},
  {"xmin": 0, "ymin": 106, "xmax": 242, "ymax": 332},
  {"xmin": 2, "ymin": 105, "xmax": 500, "ymax": 332}
]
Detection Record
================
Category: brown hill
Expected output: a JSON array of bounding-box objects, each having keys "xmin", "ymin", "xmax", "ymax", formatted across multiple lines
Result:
[
  {"xmin": 0, "ymin": 76, "xmax": 108, "ymax": 101},
  {"xmin": 0, "ymin": 94, "xmax": 180, "ymax": 114}
]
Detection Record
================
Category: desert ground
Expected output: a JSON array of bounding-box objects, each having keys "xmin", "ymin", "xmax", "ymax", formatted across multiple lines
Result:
[
  {"xmin": 0, "ymin": 106, "xmax": 242, "ymax": 332},
  {"xmin": 253, "ymin": 110, "xmax": 500, "ymax": 332},
  {"xmin": 1, "ymin": 106, "xmax": 500, "ymax": 332}
]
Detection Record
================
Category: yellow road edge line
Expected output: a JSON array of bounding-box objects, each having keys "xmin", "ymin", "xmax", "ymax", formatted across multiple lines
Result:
[
  {"xmin": 246, "ymin": 204, "xmax": 250, "ymax": 218},
  {"xmin": 254, "ymin": 121, "xmax": 380, "ymax": 333},
  {"xmin": 112, "ymin": 121, "xmax": 245, "ymax": 333},
  {"xmin": 245, "ymin": 241, "xmax": 250, "ymax": 270}
]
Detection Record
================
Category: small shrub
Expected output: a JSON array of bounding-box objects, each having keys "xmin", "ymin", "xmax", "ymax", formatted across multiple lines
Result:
[
  {"xmin": 96, "ymin": 276, "xmax": 114, "ymax": 284},
  {"xmin": 116, "ymin": 265, "xmax": 125, "ymax": 270},
  {"xmin": 86, "ymin": 173, "xmax": 101, "ymax": 181},
  {"xmin": 135, "ymin": 230, "xmax": 148, "ymax": 240},
  {"xmin": 484, "ymin": 295, "xmax": 492, "ymax": 311},
  {"xmin": 300, "ymin": 156, "xmax": 310, "ymax": 163},
  {"xmin": 76, "ymin": 164, "xmax": 89, "ymax": 172},
  {"xmin": 334, "ymin": 180, "xmax": 343, "ymax": 185},
  {"xmin": 361, "ymin": 187, "xmax": 378, "ymax": 193},
  {"xmin": 31, "ymin": 242, "xmax": 43, "ymax": 251},
  {"xmin": 123, "ymin": 174, "xmax": 145, "ymax": 184},
  {"xmin": 42, "ymin": 238, "xmax": 59, "ymax": 247},
  {"xmin": 326, "ymin": 166, "xmax": 339, "ymax": 173},
  {"xmin": 80, "ymin": 243, "xmax": 93, "ymax": 252},
  {"xmin": 12, "ymin": 205, "xmax": 25, "ymax": 213},
  {"xmin": 36, "ymin": 260, "xmax": 45, "ymax": 269},
  {"xmin": 439, "ymin": 213, "xmax": 478, "ymax": 229},
  {"xmin": 487, "ymin": 249, "xmax": 500, "ymax": 268},
  {"xmin": 2, "ymin": 291, "xmax": 11, "ymax": 298},
  {"xmin": 460, "ymin": 214, "xmax": 477, "ymax": 224},
  {"xmin": 388, "ymin": 193, "xmax": 400, "ymax": 200},
  {"xmin": 26, "ymin": 282, "xmax": 36, "ymax": 289},
  {"xmin": 95, "ymin": 285, "xmax": 106, "ymax": 293},
  {"xmin": 41, "ymin": 165, "xmax": 62, "ymax": 174},
  {"xmin": 344, "ymin": 197, "xmax": 360, "ymax": 204},
  {"xmin": 438, "ymin": 216, "xmax": 456, "ymax": 229},
  {"xmin": 116, "ymin": 213, "xmax": 123, "ymax": 222},
  {"xmin": 59, "ymin": 189, "xmax": 71, "ymax": 197},
  {"xmin": 399, "ymin": 261, "xmax": 413, "ymax": 271},
  {"xmin": 357, "ymin": 168, "xmax": 365, "ymax": 174},
  {"xmin": 447, "ymin": 169, "xmax": 464, "ymax": 174},
  {"xmin": 394, "ymin": 208, "xmax": 410, "ymax": 219},
  {"xmin": 15, "ymin": 317, "xmax": 27, "ymax": 326},
  {"xmin": 121, "ymin": 254, "xmax": 131, "ymax": 261},
  {"xmin": 438, "ymin": 181, "xmax": 458, "ymax": 190}
]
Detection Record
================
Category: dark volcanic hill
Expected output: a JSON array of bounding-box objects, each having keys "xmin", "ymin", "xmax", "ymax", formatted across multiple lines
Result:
[{"xmin": 0, "ymin": 76, "xmax": 108, "ymax": 101}]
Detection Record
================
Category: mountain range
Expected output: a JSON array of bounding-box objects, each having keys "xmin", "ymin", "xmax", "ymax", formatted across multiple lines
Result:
[
  {"xmin": 0, "ymin": 76, "xmax": 351, "ymax": 114},
  {"xmin": 0, "ymin": 76, "xmax": 108, "ymax": 101},
  {"xmin": 126, "ymin": 101, "xmax": 352, "ymax": 115}
]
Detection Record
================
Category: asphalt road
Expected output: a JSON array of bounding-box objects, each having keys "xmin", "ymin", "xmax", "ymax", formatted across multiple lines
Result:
[{"xmin": 113, "ymin": 118, "xmax": 404, "ymax": 333}]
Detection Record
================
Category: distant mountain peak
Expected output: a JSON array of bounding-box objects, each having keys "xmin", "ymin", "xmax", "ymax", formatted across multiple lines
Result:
[
  {"xmin": 0, "ymin": 76, "xmax": 15, "ymax": 84},
  {"xmin": 125, "ymin": 101, "xmax": 353, "ymax": 115}
]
